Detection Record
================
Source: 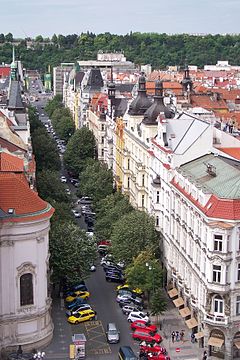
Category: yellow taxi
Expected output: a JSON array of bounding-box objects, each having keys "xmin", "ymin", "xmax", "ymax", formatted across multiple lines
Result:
[
  {"xmin": 116, "ymin": 284, "xmax": 143, "ymax": 295},
  {"xmin": 68, "ymin": 309, "xmax": 96, "ymax": 324},
  {"xmin": 65, "ymin": 291, "xmax": 90, "ymax": 302}
]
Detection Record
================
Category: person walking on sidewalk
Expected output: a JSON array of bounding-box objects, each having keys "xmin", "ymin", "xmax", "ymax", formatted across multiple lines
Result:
[
  {"xmin": 191, "ymin": 332, "xmax": 196, "ymax": 343},
  {"xmin": 171, "ymin": 331, "xmax": 175, "ymax": 343},
  {"xmin": 202, "ymin": 350, "xmax": 208, "ymax": 360},
  {"xmin": 176, "ymin": 330, "xmax": 180, "ymax": 342},
  {"xmin": 180, "ymin": 330, "xmax": 184, "ymax": 342}
]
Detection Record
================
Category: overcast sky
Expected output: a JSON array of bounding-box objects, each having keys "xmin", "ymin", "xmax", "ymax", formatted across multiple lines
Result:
[{"xmin": 2, "ymin": 0, "xmax": 240, "ymax": 38}]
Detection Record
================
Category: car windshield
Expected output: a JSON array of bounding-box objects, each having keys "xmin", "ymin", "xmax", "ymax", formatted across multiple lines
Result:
[{"xmin": 108, "ymin": 330, "xmax": 118, "ymax": 335}]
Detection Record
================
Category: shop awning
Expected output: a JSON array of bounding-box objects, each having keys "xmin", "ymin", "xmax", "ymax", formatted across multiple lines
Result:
[
  {"xmin": 185, "ymin": 317, "xmax": 199, "ymax": 329},
  {"xmin": 179, "ymin": 307, "xmax": 191, "ymax": 318},
  {"xmin": 173, "ymin": 297, "xmax": 184, "ymax": 307},
  {"xmin": 195, "ymin": 331, "xmax": 204, "ymax": 340},
  {"xmin": 168, "ymin": 288, "xmax": 178, "ymax": 298},
  {"xmin": 208, "ymin": 337, "xmax": 224, "ymax": 347},
  {"xmin": 234, "ymin": 341, "xmax": 240, "ymax": 349}
]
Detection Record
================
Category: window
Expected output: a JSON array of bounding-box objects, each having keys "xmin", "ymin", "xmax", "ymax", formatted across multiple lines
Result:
[
  {"xmin": 127, "ymin": 177, "xmax": 130, "ymax": 189},
  {"xmin": 127, "ymin": 159, "xmax": 130, "ymax": 170},
  {"xmin": 238, "ymin": 263, "xmax": 240, "ymax": 281},
  {"xmin": 214, "ymin": 295, "xmax": 224, "ymax": 314},
  {"xmin": 214, "ymin": 234, "xmax": 223, "ymax": 252},
  {"xmin": 156, "ymin": 216, "xmax": 159, "ymax": 226},
  {"xmin": 101, "ymin": 124, "xmax": 105, "ymax": 131},
  {"xmin": 141, "ymin": 195, "xmax": 144, "ymax": 208},
  {"xmin": 142, "ymin": 174, "xmax": 145, "ymax": 187},
  {"xmin": 20, "ymin": 273, "xmax": 33, "ymax": 306},
  {"xmin": 156, "ymin": 191, "xmax": 160, "ymax": 204},
  {"xmin": 101, "ymin": 148, "xmax": 104, "ymax": 157},
  {"xmin": 236, "ymin": 296, "xmax": 240, "ymax": 315},
  {"xmin": 101, "ymin": 136, "xmax": 104, "ymax": 144},
  {"xmin": 213, "ymin": 265, "xmax": 221, "ymax": 283}
]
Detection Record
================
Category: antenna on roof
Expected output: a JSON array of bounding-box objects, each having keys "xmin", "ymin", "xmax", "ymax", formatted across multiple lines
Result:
[{"xmin": 203, "ymin": 162, "xmax": 217, "ymax": 177}]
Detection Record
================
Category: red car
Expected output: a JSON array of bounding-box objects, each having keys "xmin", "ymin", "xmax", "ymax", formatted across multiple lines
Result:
[
  {"xmin": 147, "ymin": 353, "xmax": 170, "ymax": 360},
  {"xmin": 131, "ymin": 320, "xmax": 157, "ymax": 333},
  {"xmin": 132, "ymin": 329, "xmax": 162, "ymax": 343},
  {"xmin": 140, "ymin": 344, "xmax": 166, "ymax": 354}
]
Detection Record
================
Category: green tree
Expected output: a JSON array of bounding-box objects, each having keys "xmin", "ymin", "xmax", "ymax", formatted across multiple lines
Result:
[
  {"xmin": 125, "ymin": 251, "xmax": 163, "ymax": 294},
  {"xmin": 110, "ymin": 210, "xmax": 159, "ymax": 264},
  {"xmin": 150, "ymin": 289, "xmax": 167, "ymax": 326},
  {"xmin": 45, "ymin": 95, "xmax": 63, "ymax": 117},
  {"xmin": 78, "ymin": 160, "xmax": 113, "ymax": 203},
  {"xmin": 50, "ymin": 222, "xmax": 97, "ymax": 285},
  {"xmin": 36, "ymin": 170, "xmax": 70, "ymax": 204},
  {"xmin": 32, "ymin": 128, "xmax": 61, "ymax": 171},
  {"xmin": 5, "ymin": 33, "xmax": 13, "ymax": 42},
  {"xmin": 35, "ymin": 35, "xmax": 43, "ymax": 42},
  {"xmin": 94, "ymin": 192, "xmax": 133, "ymax": 240},
  {"xmin": 0, "ymin": 34, "xmax": 5, "ymax": 43},
  {"xmin": 64, "ymin": 127, "xmax": 96, "ymax": 176}
]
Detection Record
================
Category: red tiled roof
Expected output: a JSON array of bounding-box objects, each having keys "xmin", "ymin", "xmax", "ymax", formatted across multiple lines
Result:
[
  {"xmin": 0, "ymin": 172, "xmax": 54, "ymax": 222},
  {"xmin": 172, "ymin": 179, "xmax": 240, "ymax": 220},
  {"xmin": 0, "ymin": 152, "xmax": 24, "ymax": 172},
  {"xmin": 219, "ymin": 147, "xmax": 240, "ymax": 160},
  {"xmin": 214, "ymin": 111, "xmax": 240, "ymax": 127},
  {"xmin": 215, "ymin": 89, "xmax": 240, "ymax": 101},
  {"xmin": 191, "ymin": 94, "xmax": 228, "ymax": 110},
  {"xmin": 0, "ymin": 66, "xmax": 10, "ymax": 77}
]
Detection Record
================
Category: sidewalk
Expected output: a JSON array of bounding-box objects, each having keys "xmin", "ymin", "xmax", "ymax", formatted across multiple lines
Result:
[{"xmin": 151, "ymin": 295, "xmax": 206, "ymax": 360}]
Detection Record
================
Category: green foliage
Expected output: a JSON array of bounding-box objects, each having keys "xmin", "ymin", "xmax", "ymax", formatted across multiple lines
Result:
[
  {"xmin": 94, "ymin": 192, "xmax": 133, "ymax": 240},
  {"xmin": 50, "ymin": 201, "xmax": 73, "ymax": 223},
  {"xmin": 64, "ymin": 127, "xmax": 96, "ymax": 176},
  {"xmin": 45, "ymin": 95, "xmax": 63, "ymax": 117},
  {"xmin": 1, "ymin": 33, "xmax": 240, "ymax": 72},
  {"xmin": 77, "ymin": 160, "xmax": 113, "ymax": 203},
  {"xmin": 110, "ymin": 210, "xmax": 159, "ymax": 264},
  {"xmin": 49, "ymin": 222, "xmax": 97, "ymax": 284},
  {"xmin": 31, "ymin": 127, "xmax": 61, "ymax": 171},
  {"xmin": 28, "ymin": 106, "xmax": 44, "ymax": 132},
  {"xmin": 125, "ymin": 251, "xmax": 163, "ymax": 293},
  {"xmin": 150, "ymin": 289, "xmax": 167, "ymax": 316},
  {"xmin": 51, "ymin": 107, "xmax": 75, "ymax": 142},
  {"xmin": 36, "ymin": 170, "xmax": 70, "ymax": 204}
]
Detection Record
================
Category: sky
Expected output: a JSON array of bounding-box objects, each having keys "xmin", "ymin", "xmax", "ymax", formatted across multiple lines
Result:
[{"xmin": 2, "ymin": 0, "xmax": 240, "ymax": 38}]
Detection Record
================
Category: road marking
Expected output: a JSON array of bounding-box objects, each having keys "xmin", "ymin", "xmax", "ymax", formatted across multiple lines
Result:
[{"xmin": 84, "ymin": 320, "xmax": 111, "ymax": 355}]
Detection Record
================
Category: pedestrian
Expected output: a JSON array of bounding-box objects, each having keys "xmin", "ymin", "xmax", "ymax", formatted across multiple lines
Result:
[
  {"xmin": 171, "ymin": 331, "xmax": 175, "ymax": 343},
  {"xmin": 176, "ymin": 330, "xmax": 180, "ymax": 342},
  {"xmin": 191, "ymin": 333, "xmax": 195, "ymax": 343},
  {"xmin": 180, "ymin": 330, "xmax": 184, "ymax": 342},
  {"xmin": 203, "ymin": 350, "xmax": 208, "ymax": 360}
]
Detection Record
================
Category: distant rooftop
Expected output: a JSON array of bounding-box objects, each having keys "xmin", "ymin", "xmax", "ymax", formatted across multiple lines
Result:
[{"xmin": 179, "ymin": 154, "xmax": 240, "ymax": 199}]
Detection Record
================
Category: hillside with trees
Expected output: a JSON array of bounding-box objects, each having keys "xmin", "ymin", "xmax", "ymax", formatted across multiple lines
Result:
[{"xmin": 1, "ymin": 32, "xmax": 240, "ymax": 72}]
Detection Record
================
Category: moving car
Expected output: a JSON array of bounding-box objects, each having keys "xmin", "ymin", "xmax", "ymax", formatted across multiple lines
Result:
[
  {"xmin": 132, "ymin": 329, "xmax": 162, "ymax": 343},
  {"xmin": 131, "ymin": 320, "xmax": 157, "ymax": 333},
  {"xmin": 65, "ymin": 290, "xmax": 90, "ymax": 302},
  {"xmin": 127, "ymin": 311, "xmax": 149, "ymax": 323},
  {"xmin": 67, "ymin": 309, "xmax": 96, "ymax": 324},
  {"xmin": 118, "ymin": 346, "xmax": 138, "ymax": 360},
  {"xmin": 66, "ymin": 304, "xmax": 92, "ymax": 317},
  {"xmin": 106, "ymin": 323, "xmax": 120, "ymax": 343}
]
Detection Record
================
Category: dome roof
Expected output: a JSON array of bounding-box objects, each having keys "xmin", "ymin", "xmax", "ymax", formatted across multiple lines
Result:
[
  {"xmin": 142, "ymin": 79, "xmax": 174, "ymax": 125},
  {"xmin": 128, "ymin": 73, "xmax": 152, "ymax": 116}
]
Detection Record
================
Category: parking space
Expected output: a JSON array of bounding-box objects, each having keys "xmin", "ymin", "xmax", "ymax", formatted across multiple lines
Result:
[{"xmin": 85, "ymin": 320, "xmax": 111, "ymax": 355}]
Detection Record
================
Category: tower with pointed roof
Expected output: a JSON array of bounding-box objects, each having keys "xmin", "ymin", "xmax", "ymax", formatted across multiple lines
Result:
[
  {"xmin": 128, "ymin": 73, "xmax": 152, "ymax": 116},
  {"xmin": 10, "ymin": 46, "xmax": 17, "ymax": 81},
  {"xmin": 181, "ymin": 64, "xmax": 193, "ymax": 94}
]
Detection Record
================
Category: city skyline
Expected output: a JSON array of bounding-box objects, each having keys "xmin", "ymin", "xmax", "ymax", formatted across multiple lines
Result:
[{"xmin": 2, "ymin": 0, "xmax": 240, "ymax": 38}]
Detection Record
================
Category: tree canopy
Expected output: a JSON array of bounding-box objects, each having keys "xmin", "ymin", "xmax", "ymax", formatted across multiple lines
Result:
[
  {"xmin": 64, "ymin": 127, "xmax": 96, "ymax": 176},
  {"xmin": 110, "ymin": 210, "xmax": 159, "ymax": 264},
  {"xmin": 77, "ymin": 160, "xmax": 113, "ymax": 203},
  {"xmin": 94, "ymin": 192, "xmax": 133, "ymax": 240}
]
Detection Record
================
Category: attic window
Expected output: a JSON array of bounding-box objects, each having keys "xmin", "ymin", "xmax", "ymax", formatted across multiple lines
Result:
[{"xmin": 8, "ymin": 208, "xmax": 15, "ymax": 214}]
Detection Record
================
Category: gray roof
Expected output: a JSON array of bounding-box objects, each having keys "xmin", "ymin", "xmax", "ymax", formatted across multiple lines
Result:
[
  {"xmin": 179, "ymin": 154, "xmax": 240, "ymax": 199},
  {"xmin": 115, "ymin": 83, "xmax": 135, "ymax": 93},
  {"xmin": 8, "ymin": 81, "xmax": 24, "ymax": 110},
  {"xmin": 113, "ymin": 98, "xmax": 128, "ymax": 118},
  {"xmin": 86, "ymin": 68, "xmax": 103, "ymax": 89}
]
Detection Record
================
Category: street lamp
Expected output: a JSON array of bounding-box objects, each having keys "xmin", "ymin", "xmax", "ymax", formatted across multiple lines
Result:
[{"xmin": 146, "ymin": 262, "xmax": 155, "ymax": 294}]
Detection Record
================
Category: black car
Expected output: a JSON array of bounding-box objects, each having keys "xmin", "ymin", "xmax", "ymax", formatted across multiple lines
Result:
[
  {"xmin": 63, "ymin": 281, "xmax": 88, "ymax": 295},
  {"xmin": 103, "ymin": 264, "xmax": 122, "ymax": 273},
  {"xmin": 118, "ymin": 296, "xmax": 143, "ymax": 308},
  {"xmin": 105, "ymin": 272, "xmax": 124, "ymax": 283}
]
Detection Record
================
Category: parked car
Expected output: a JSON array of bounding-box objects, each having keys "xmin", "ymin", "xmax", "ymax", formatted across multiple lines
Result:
[
  {"xmin": 78, "ymin": 197, "xmax": 92, "ymax": 204},
  {"xmin": 106, "ymin": 323, "xmax": 120, "ymax": 343},
  {"xmin": 116, "ymin": 293, "xmax": 132, "ymax": 303},
  {"xmin": 103, "ymin": 264, "xmax": 122, "ymax": 273},
  {"xmin": 122, "ymin": 304, "xmax": 143, "ymax": 315},
  {"xmin": 73, "ymin": 211, "xmax": 81, "ymax": 218},
  {"xmin": 127, "ymin": 311, "xmax": 149, "ymax": 323},
  {"xmin": 144, "ymin": 353, "xmax": 170, "ymax": 360},
  {"xmin": 64, "ymin": 282, "xmax": 87, "ymax": 293},
  {"xmin": 60, "ymin": 176, "xmax": 67, "ymax": 183},
  {"xmin": 65, "ymin": 297, "xmax": 86, "ymax": 310},
  {"xmin": 65, "ymin": 290, "xmax": 90, "ymax": 302},
  {"xmin": 118, "ymin": 294, "xmax": 143, "ymax": 307},
  {"xmin": 105, "ymin": 272, "xmax": 124, "ymax": 283},
  {"xmin": 131, "ymin": 320, "xmax": 157, "ymax": 333},
  {"xmin": 66, "ymin": 304, "xmax": 92, "ymax": 317},
  {"xmin": 132, "ymin": 329, "xmax": 162, "ymax": 343},
  {"xmin": 139, "ymin": 343, "xmax": 167, "ymax": 355},
  {"xmin": 67, "ymin": 309, "xmax": 96, "ymax": 324},
  {"xmin": 117, "ymin": 284, "xmax": 143, "ymax": 295}
]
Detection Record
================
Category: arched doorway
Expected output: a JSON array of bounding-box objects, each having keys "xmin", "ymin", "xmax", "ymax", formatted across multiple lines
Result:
[
  {"xmin": 208, "ymin": 329, "xmax": 225, "ymax": 359},
  {"xmin": 233, "ymin": 331, "xmax": 240, "ymax": 359}
]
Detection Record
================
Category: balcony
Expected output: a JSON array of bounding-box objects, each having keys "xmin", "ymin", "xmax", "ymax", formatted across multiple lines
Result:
[
  {"xmin": 177, "ymin": 277, "xmax": 184, "ymax": 288},
  {"xmin": 204, "ymin": 313, "xmax": 229, "ymax": 326},
  {"xmin": 207, "ymin": 282, "xmax": 230, "ymax": 294}
]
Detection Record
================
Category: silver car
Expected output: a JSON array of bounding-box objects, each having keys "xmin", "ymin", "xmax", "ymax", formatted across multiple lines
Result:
[
  {"xmin": 65, "ymin": 304, "xmax": 92, "ymax": 317},
  {"xmin": 106, "ymin": 323, "xmax": 120, "ymax": 343}
]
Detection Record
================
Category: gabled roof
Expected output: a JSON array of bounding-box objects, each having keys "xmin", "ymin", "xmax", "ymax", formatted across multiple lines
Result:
[
  {"xmin": 191, "ymin": 94, "xmax": 228, "ymax": 110},
  {"xmin": 8, "ymin": 80, "xmax": 24, "ymax": 110},
  {"xmin": 0, "ymin": 172, "xmax": 54, "ymax": 223},
  {"xmin": 0, "ymin": 152, "xmax": 24, "ymax": 172}
]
